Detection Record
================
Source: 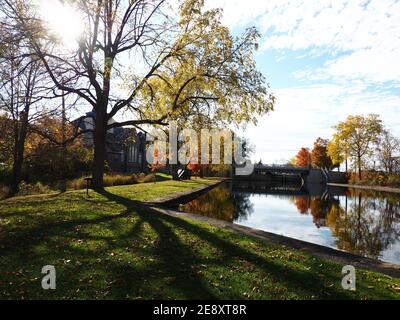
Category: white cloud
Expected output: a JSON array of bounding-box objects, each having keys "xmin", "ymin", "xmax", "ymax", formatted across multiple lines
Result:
[
  {"xmin": 207, "ymin": 0, "xmax": 400, "ymax": 51},
  {"xmin": 320, "ymin": 48, "xmax": 400, "ymax": 84},
  {"xmin": 207, "ymin": 0, "xmax": 400, "ymax": 85},
  {"xmin": 241, "ymin": 84, "xmax": 400, "ymax": 163},
  {"xmin": 204, "ymin": 0, "xmax": 271, "ymax": 29},
  {"xmin": 204, "ymin": 0, "xmax": 400, "ymax": 162}
]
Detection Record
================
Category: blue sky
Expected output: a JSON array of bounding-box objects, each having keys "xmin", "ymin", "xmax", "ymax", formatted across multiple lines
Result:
[{"xmin": 206, "ymin": 0, "xmax": 400, "ymax": 163}]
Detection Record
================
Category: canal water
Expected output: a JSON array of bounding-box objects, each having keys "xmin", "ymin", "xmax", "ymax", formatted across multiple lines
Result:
[{"xmin": 180, "ymin": 181, "xmax": 400, "ymax": 264}]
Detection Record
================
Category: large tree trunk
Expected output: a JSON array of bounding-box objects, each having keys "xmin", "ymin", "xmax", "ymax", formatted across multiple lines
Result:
[
  {"xmin": 9, "ymin": 115, "xmax": 28, "ymax": 196},
  {"xmin": 91, "ymin": 46, "xmax": 113, "ymax": 189},
  {"xmin": 357, "ymin": 154, "xmax": 362, "ymax": 181},
  {"xmin": 199, "ymin": 166, "xmax": 204, "ymax": 178},
  {"xmin": 388, "ymin": 160, "xmax": 393, "ymax": 174},
  {"xmin": 91, "ymin": 104, "xmax": 107, "ymax": 189},
  {"xmin": 60, "ymin": 93, "xmax": 67, "ymax": 192},
  {"xmin": 10, "ymin": 145, "xmax": 24, "ymax": 196}
]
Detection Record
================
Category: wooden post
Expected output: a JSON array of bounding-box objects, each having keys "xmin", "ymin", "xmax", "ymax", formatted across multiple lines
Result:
[{"xmin": 85, "ymin": 177, "xmax": 92, "ymax": 197}]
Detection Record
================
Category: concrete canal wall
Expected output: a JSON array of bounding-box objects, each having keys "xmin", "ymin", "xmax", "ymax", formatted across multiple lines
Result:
[
  {"xmin": 234, "ymin": 168, "xmax": 348, "ymax": 185},
  {"xmin": 328, "ymin": 183, "xmax": 400, "ymax": 194},
  {"xmin": 308, "ymin": 169, "xmax": 348, "ymax": 184}
]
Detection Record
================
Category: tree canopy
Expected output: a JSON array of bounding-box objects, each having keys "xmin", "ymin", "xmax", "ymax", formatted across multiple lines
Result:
[
  {"xmin": 329, "ymin": 114, "xmax": 383, "ymax": 179},
  {"xmin": 376, "ymin": 130, "xmax": 400, "ymax": 174},
  {"xmin": 0, "ymin": 0, "xmax": 275, "ymax": 187},
  {"xmin": 311, "ymin": 138, "xmax": 333, "ymax": 169},
  {"xmin": 327, "ymin": 134, "xmax": 347, "ymax": 171},
  {"xmin": 295, "ymin": 147, "xmax": 311, "ymax": 167}
]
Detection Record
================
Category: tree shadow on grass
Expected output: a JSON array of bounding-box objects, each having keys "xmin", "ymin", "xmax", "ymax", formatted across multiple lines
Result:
[
  {"xmin": 1, "ymin": 188, "xmax": 395, "ymax": 299},
  {"xmin": 94, "ymin": 189, "xmax": 219, "ymax": 299},
  {"xmin": 0, "ymin": 191, "xmax": 218, "ymax": 299},
  {"xmin": 97, "ymin": 189, "xmax": 361, "ymax": 300}
]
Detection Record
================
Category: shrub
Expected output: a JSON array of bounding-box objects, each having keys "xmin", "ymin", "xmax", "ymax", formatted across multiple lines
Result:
[
  {"xmin": 67, "ymin": 178, "xmax": 88, "ymax": 190},
  {"xmin": 386, "ymin": 175, "xmax": 400, "ymax": 187},
  {"xmin": 67, "ymin": 174, "xmax": 142, "ymax": 190},
  {"xmin": 17, "ymin": 181, "xmax": 54, "ymax": 197},
  {"xmin": 0, "ymin": 184, "xmax": 10, "ymax": 200},
  {"xmin": 140, "ymin": 173, "xmax": 156, "ymax": 184},
  {"xmin": 348, "ymin": 171, "xmax": 400, "ymax": 188},
  {"xmin": 2, "ymin": 172, "xmax": 167, "ymax": 198},
  {"xmin": 0, "ymin": 165, "xmax": 11, "ymax": 184},
  {"xmin": 103, "ymin": 174, "xmax": 139, "ymax": 187}
]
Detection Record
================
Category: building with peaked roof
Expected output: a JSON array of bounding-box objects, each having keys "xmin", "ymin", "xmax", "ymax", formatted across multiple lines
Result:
[{"xmin": 75, "ymin": 110, "xmax": 148, "ymax": 174}]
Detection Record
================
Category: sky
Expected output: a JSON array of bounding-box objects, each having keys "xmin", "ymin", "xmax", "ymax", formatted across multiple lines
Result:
[
  {"xmin": 34, "ymin": 0, "xmax": 400, "ymax": 165},
  {"xmin": 205, "ymin": 0, "xmax": 400, "ymax": 164}
]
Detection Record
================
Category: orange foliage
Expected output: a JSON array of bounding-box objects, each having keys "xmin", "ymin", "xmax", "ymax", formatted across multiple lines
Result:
[
  {"xmin": 311, "ymin": 138, "xmax": 333, "ymax": 169},
  {"xmin": 148, "ymin": 149, "xmax": 166, "ymax": 173},
  {"xmin": 294, "ymin": 197, "xmax": 310, "ymax": 214},
  {"xmin": 187, "ymin": 163, "xmax": 209, "ymax": 176},
  {"xmin": 295, "ymin": 148, "xmax": 311, "ymax": 167}
]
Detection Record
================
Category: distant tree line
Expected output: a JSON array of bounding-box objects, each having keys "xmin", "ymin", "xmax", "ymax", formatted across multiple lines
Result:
[
  {"xmin": 292, "ymin": 114, "xmax": 400, "ymax": 183},
  {"xmin": 291, "ymin": 138, "xmax": 335, "ymax": 170}
]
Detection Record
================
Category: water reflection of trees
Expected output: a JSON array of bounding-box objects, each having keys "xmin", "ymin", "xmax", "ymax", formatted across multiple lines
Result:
[
  {"xmin": 182, "ymin": 185, "xmax": 253, "ymax": 222},
  {"xmin": 183, "ymin": 182, "xmax": 400, "ymax": 261},
  {"xmin": 292, "ymin": 191, "xmax": 400, "ymax": 260},
  {"xmin": 231, "ymin": 192, "xmax": 254, "ymax": 222}
]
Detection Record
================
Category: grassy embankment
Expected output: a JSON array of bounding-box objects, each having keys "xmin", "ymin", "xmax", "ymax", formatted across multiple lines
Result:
[
  {"xmin": 0, "ymin": 178, "xmax": 399, "ymax": 300},
  {"xmin": 0, "ymin": 173, "xmax": 169, "ymax": 200},
  {"xmin": 349, "ymin": 172, "xmax": 400, "ymax": 188}
]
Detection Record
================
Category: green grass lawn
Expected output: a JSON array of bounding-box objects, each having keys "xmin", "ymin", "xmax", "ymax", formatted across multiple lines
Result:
[{"xmin": 0, "ymin": 179, "xmax": 399, "ymax": 300}]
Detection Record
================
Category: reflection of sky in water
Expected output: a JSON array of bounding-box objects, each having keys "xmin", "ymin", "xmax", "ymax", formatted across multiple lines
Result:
[
  {"xmin": 382, "ymin": 242, "xmax": 400, "ymax": 264},
  {"xmin": 236, "ymin": 195, "xmax": 337, "ymax": 249},
  {"xmin": 183, "ymin": 184, "xmax": 400, "ymax": 264},
  {"xmin": 232, "ymin": 193, "xmax": 400, "ymax": 265}
]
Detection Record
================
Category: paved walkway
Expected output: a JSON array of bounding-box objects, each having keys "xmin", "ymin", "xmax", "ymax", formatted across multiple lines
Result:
[
  {"xmin": 328, "ymin": 183, "xmax": 400, "ymax": 194},
  {"xmin": 145, "ymin": 179, "xmax": 226, "ymax": 207}
]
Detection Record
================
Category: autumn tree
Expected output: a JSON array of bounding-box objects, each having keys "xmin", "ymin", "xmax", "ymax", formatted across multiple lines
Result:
[
  {"xmin": 295, "ymin": 147, "xmax": 311, "ymax": 167},
  {"xmin": 26, "ymin": 116, "xmax": 93, "ymax": 182},
  {"xmin": 1, "ymin": 0, "xmax": 275, "ymax": 188},
  {"xmin": 311, "ymin": 138, "xmax": 333, "ymax": 169},
  {"xmin": 0, "ymin": 114, "xmax": 14, "ymax": 166},
  {"xmin": 376, "ymin": 129, "xmax": 400, "ymax": 174},
  {"xmin": 331, "ymin": 114, "xmax": 383, "ymax": 180},
  {"xmin": 327, "ymin": 134, "xmax": 348, "ymax": 172},
  {"xmin": 0, "ymin": 32, "xmax": 55, "ymax": 195}
]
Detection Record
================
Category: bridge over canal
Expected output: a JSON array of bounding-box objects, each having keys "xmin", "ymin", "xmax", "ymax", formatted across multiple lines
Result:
[
  {"xmin": 234, "ymin": 164, "xmax": 347, "ymax": 186},
  {"xmin": 252, "ymin": 164, "xmax": 310, "ymax": 175}
]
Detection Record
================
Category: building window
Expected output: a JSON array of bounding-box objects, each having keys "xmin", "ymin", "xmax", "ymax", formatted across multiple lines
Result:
[
  {"xmin": 138, "ymin": 152, "xmax": 143, "ymax": 165},
  {"xmin": 128, "ymin": 146, "xmax": 137, "ymax": 164}
]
